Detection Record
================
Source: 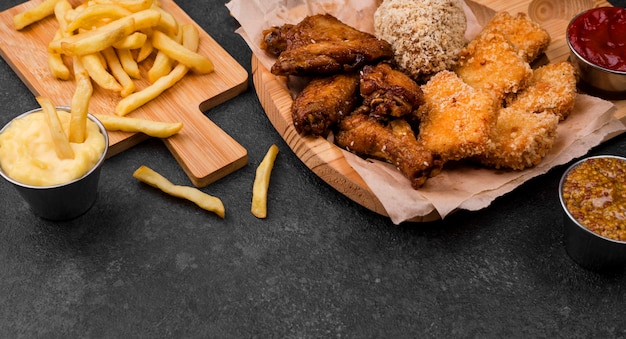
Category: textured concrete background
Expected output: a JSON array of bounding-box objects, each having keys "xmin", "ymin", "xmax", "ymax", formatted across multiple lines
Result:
[{"xmin": 1, "ymin": 0, "xmax": 626, "ymax": 337}]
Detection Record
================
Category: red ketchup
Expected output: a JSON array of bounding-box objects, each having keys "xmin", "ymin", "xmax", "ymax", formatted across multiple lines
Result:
[{"xmin": 567, "ymin": 7, "xmax": 626, "ymax": 72}]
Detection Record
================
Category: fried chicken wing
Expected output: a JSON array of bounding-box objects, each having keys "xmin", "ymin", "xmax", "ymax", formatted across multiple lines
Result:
[
  {"xmin": 505, "ymin": 61, "xmax": 578, "ymax": 120},
  {"xmin": 476, "ymin": 107, "xmax": 559, "ymax": 170},
  {"xmin": 359, "ymin": 62, "xmax": 424, "ymax": 119},
  {"xmin": 336, "ymin": 114, "xmax": 443, "ymax": 189},
  {"xmin": 291, "ymin": 72, "xmax": 360, "ymax": 136},
  {"xmin": 417, "ymin": 71, "xmax": 499, "ymax": 162},
  {"xmin": 261, "ymin": 14, "xmax": 393, "ymax": 76},
  {"xmin": 454, "ymin": 31, "xmax": 532, "ymax": 100},
  {"xmin": 480, "ymin": 12, "xmax": 551, "ymax": 63}
]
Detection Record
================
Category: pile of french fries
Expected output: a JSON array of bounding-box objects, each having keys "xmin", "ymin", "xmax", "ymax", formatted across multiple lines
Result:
[{"xmin": 14, "ymin": 0, "xmax": 213, "ymax": 136}]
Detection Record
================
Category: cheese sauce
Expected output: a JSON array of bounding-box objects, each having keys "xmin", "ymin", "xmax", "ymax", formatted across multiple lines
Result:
[{"xmin": 0, "ymin": 110, "xmax": 106, "ymax": 186}]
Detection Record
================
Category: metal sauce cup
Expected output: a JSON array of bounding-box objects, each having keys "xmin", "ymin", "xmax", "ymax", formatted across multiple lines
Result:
[
  {"xmin": 566, "ymin": 7, "xmax": 626, "ymax": 100},
  {"xmin": 559, "ymin": 155, "xmax": 626, "ymax": 272},
  {"xmin": 0, "ymin": 107, "xmax": 109, "ymax": 221}
]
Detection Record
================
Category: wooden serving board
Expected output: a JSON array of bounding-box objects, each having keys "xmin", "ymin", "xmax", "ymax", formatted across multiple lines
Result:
[
  {"xmin": 252, "ymin": 0, "xmax": 626, "ymax": 221},
  {"xmin": 0, "ymin": 0, "xmax": 249, "ymax": 187}
]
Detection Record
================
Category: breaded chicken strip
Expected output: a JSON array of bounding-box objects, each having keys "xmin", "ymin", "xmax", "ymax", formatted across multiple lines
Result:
[
  {"xmin": 505, "ymin": 61, "xmax": 578, "ymax": 121},
  {"xmin": 359, "ymin": 62, "xmax": 424, "ymax": 120},
  {"xmin": 480, "ymin": 12, "xmax": 551, "ymax": 63},
  {"xmin": 336, "ymin": 114, "xmax": 443, "ymax": 189},
  {"xmin": 291, "ymin": 72, "xmax": 360, "ymax": 136},
  {"xmin": 476, "ymin": 107, "xmax": 559, "ymax": 170},
  {"xmin": 417, "ymin": 71, "xmax": 499, "ymax": 161},
  {"xmin": 454, "ymin": 31, "xmax": 532, "ymax": 100}
]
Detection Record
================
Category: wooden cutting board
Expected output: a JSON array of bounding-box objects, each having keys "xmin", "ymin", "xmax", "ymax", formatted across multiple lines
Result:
[
  {"xmin": 0, "ymin": 0, "xmax": 249, "ymax": 187},
  {"xmin": 252, "ymin": 0, "xmax": 626, "ymax": 222}
]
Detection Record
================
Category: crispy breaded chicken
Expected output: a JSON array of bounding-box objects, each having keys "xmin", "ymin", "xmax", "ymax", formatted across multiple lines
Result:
[
  {"xmin": 505, "ymin": 61, "xmax": 578, "ymax": 120},
  {"xmin": 479, "ymin": 12, "xmax": 551, "ymax": 63},
  {"xmin": 454, "ymin": 31, "xmax": 532, "ymax": 100},
  {"xmin": 359, "ymin": 62, "xmax": 424, "ymax": 119},
  {"xmin": 291, "ymin": 72, "xmax": 360, "ymax": 136},
  {"xmin": 336, "ymin": 114, "xmax": 443, "ymax": 189},
  {"xmin": 261, "ymin": 14, "xmax": 393, "ymax": 76},
  {"xmin": 476, "ymin": 107, "xmax": 559, "ymax": 170},
  {"xmin": 417, "ymin": 70, "xmax": 499, "ymax": 161}
]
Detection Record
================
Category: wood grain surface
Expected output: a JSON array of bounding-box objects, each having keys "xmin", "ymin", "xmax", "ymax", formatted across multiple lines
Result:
[
  {"xmin": 0, "ymin": 0, "xmax": 249, "ymax": 187},
  {"xmin": 252, "ymin": 0, "xmax": 626, "ymax": 222}
]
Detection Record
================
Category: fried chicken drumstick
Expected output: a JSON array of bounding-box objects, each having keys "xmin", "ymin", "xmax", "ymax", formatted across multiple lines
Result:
[{"xmin": 261, "ymin": 14, "xmax": 393, "ymax": 76}]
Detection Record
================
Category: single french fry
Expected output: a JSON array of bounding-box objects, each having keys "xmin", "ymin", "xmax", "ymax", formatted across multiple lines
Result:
[
  {"xmin": 92, "ymin": 0, "xmax": 154, "ymax": 13},
  {"xmin": 49, "ymin": 9, "xmax": 161, "ymax": 56},
  {"xmin": 64, "ymin": 3, "xmax": 132, "ymax": 33},
  {"xmin": 133, "ymin": 165, "xmax": 225, "ymax": 218},
  {"xmin": 94, "ymin": 114, "xmax": 182, "ymax": 138},
  {"xmin": 136, "ymin": 36, "xmax": 154, "ymax": 62},
  {"xmin": 251, "ymin": 144, "xmax": 279, "ymax": 218},
  {"xmin": 112, "ymin": 31, "xmax": 147, "ymax": 50},
  {"xmin": 53, "ymin": 0, "xmax": 72, "ymax": 35},
  {"xmin": 48, "ymin": 31, "xmax": 71, "ymax": 80},
  {"xmin": 115, "ymin": 24, "xmax": 198, "ymax": 116},
  {"xmin": 36, "ymin": 96, "xmax": 74, "ymax": 159},
  {"xmin": 13, "ymin": 0, "xmax": 62, "ymax": 30},
  {"xmin": 152, "ymin": 3, "xmax": 178, "ymax": 36},
  {"xmin": 101, "ymin": 47, "xmax": 136, "ymax": 97},
  {"xmin": 116, "ymin": 48, "xmax": 141, "ymax": 79},
  {"xmin": 80, "ymin": 53, "xmax": 123, "ymax": 91},
  {"xmin": 49, "ymin": 16, "xmax": 137, "ymax": 56},
  {"xmin": 68, "ymin": 57, "xmax": 93, "ymax": 143},
  {"xmin": 148, "ymin": 28, "xmax": 181, "ymax": 82},
  {"xmin": 151, "ymin": 28, "xmax": 214, "ymax": 74}
]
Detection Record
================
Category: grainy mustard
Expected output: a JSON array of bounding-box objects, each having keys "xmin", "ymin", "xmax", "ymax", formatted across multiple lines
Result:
[{"xmin": 562, "ymin": 157, "xmax": 626, "ymax": 241}]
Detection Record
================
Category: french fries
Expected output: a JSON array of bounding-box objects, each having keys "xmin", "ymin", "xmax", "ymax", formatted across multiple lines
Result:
[
  {"xmin": 94, "ymin": 114, "xmax": 182, "ymax": 138},
  {"xmin": 36, "ymin": 96, "xmax": 75, "ymax": 160},
  {"xmin": 133, "ymin": 165, "xmax": 225, "ymax": 218},
  {"xmin": 115, "ymin": 23, "xmax": 199, "ymax": 116},
  {"xmin": 15, "ymin": 0, "xmax": 216, "ymax": 118},
  {"xmin": 251, "ymin": 144, "xmax": 279, "ymax": 219},
  {"xmin": 13, "ymin": 0, "xmax": 61, "ymax": 30},
  {"xmin": 68, "ymin": 58, "xmax": 93, "ymax": 143}
]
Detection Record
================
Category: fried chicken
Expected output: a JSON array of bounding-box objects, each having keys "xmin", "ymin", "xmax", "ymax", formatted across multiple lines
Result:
[
  {"xmin": 335, "ymin": 114, "xmax": 443, "ymax": 189},
  {"xmin": 454, "ymin": 30, "xmax": 532, "ymax": 100},
  {"xmin": 359, "ymin": 62, "xmax": 424, "ymax": 120},
  {"xmin": 505, "ymin": 61, "xmax": 578, "ymax": 121},
  {"xmin": 476, "ymin": 107, "xmax": 559, "ymax": 170},
  {"xmin": 479, "ymin": 12, "xmax": 551, "ymax": 63},
  {"xmin": 260, "ymin": 14, "xmax": 393, "ymax": 76},
  {"xmin": 417, "ymin": 70, "xmax": 499, "ymax": 162},
  {"xmin": 291, "ymin": 72, "xmax": 360, "ymax": 136}
]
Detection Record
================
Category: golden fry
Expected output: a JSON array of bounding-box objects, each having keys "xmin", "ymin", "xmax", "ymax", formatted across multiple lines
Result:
[
  {"xmin": 251, "ymin": 144, "xmax": 279, "ymax": 219},
  {"xmin": 151, "ymin": 29, "xmax": 214, "ymax": 74},
  {"xmin": 136, "ymin": 31, "xmax": 154, "ymax": 62},
  {"xmin": 116, "ymin": 48, "xmax": 141, "ymax": 79},
  {"xmin": 101, "ymin": 47, "xmax": 136, "ymax": 97},
  {"xmin": 94, "ymin": 114, "xmax": 182, "ymax": 138},
  {"xmin": 92, "ymin": 0, "xmax": 153, "ymax": 13},
  {"xmin": 48, "ymin": 31, "xmax": 71, "ymax": 80},
  {"xmin": 148, "ymin": 28, "xmax": 182, "ymax": 82},
  {"xmin": 133, "ymin": 165, "xmax": 225, "ymax": 218},
  {"xmin": 13, "ymin": 0, "xmax": 61, "ymax": 30},
  {"xmin": 152, "ymin": 3, "xmax": 178, "ymax": 36},
  {"xmin": 64, "ymin": 3, "xmax": 132, "ymax": 33},
  {"xmin": 36, "ymin": 96, "xmax": 74, "ymax": 159},
  {"xmin": 80, "ymin": 53, "xmax": 123, "ymax": 91},
  {"xmin": 69, "ymin": 57, "xmax": 93, "ymax": 143},
  {"xmin": 49, "ymin": 16, "xmax": 136, "ymax": 56},
  {"xmin": 112, "ymin": 32, "xmax": 147, "ymax": 49}
]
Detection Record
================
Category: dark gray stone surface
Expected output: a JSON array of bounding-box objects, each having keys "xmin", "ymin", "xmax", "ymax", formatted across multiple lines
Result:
[{"xmin": 1, "ymin": 1, "xmax": 626, "ymax": 337}]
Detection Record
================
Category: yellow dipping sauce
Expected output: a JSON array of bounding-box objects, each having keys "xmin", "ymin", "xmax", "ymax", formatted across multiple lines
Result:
[{"xmin": 0, "ymin": 110, "xmax": 106, "ymax": 186}]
